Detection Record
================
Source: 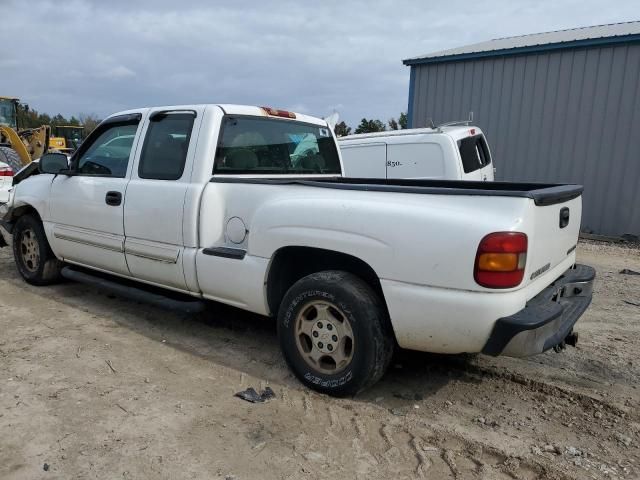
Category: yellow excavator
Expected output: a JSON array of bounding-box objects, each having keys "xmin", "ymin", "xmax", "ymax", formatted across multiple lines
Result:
[
  {"xmin": 49, "ymin": 125, "xmax": 85, "ymax": 154},
  {"xmin": 0, "ymin": 96, "xmax": 51, "ymax": 172}
]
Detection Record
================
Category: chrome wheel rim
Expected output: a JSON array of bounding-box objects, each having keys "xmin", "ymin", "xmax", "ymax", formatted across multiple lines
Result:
[
  {"xmin": 295, "ymin": 301, "xmax": 355, "ymax": 374},
  {"xmin": 20, "ymin": 228, "xmax": 40, "ymax": 273}
]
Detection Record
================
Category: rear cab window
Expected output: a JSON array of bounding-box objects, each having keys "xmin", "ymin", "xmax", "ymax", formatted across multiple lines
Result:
[
  {"xmin": 458, "ymin": 134, "xmax": 492, "ymax": 173},
  {"xmin": 139, "ymin": 112, "xmax": 195, "ymax": 180},
  {"xmin": 213, "ymin": 116, "xmax": 341, "ymax": 175}
]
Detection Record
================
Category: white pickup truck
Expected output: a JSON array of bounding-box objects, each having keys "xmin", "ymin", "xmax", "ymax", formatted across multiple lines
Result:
[{"xmin": 0, "ymin": 104, "xmax": 595, "ymax": 396}]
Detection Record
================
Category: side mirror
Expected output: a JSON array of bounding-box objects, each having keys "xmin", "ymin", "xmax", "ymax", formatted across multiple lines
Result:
[{"xmin": 39, "ymin": 153, "xmax": 70, "ymax": 175}]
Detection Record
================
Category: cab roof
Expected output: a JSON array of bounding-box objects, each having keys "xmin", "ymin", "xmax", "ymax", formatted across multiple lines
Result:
[{"xmin": 107, "ymin": 104, "xmax": 328, "ymax": 127}]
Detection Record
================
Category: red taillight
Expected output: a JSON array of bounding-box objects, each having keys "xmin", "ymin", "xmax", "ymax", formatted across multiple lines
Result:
[
  {"xmin": 0, "ymin": 166, "xmax": 13, "ymax": 177},
  {"xmin": 474, "ymin": 232, "xmax": 527, "ymax": 288},
  {"xmin": 260, "ymin": 106, "xmax": 296, "ymax": 119}
]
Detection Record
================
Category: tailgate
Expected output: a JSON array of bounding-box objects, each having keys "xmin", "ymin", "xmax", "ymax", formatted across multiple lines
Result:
[{"xmin": 524, "ymin": 193, "xmax": 582, "ymax": 292}]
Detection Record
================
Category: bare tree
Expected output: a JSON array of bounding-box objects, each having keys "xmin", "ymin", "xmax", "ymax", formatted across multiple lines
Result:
[{"xmin": 78, "ymin": 113, "xmax": 101, "ymax": 134}]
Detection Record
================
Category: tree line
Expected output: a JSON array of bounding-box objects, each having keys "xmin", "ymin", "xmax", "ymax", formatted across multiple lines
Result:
[
  {"xmin": 17, "ymin": 103, "xmax": 101, "ymax": 134},
  {"xmin": 334, "ymin": 112, "xmax": 407, "ymax": 137},
  {"xmin": 16, "ymin": 101, "xmax": 408, "ymax": 139}
]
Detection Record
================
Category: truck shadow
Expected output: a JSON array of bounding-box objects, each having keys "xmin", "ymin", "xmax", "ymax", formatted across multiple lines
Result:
[
  {"xmin": 26, "ymin": 273, "xmax": 486, "ymax": 401},
  {"xmin": 0, "ymin": 256, "xmax": 525, "ymax": 405},
  {"xmin": 127, "ymin": 291, "xmax": 492, "ymax": 400}
]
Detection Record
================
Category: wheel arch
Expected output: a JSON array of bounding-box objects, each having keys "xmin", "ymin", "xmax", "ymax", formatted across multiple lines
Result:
[
  {"xmin": 265, "ymin": 245, "xmax": 390, "ymax": 319},
  {"xmin": 3, "ymin": 203, "xmax": 42, "ymax": 233}
]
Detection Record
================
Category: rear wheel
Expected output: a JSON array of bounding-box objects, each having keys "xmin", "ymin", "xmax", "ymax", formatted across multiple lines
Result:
[
  {"xmin": 278, "ymin": 270, "xmax": 394, "ymax": 396},
  {"xmin": 0, "ymin": 146, "xmax": 23, "ymax": 173},
  {"xmin": 12, "ymin": 215, "xmax": 62, "ymax": 285}
]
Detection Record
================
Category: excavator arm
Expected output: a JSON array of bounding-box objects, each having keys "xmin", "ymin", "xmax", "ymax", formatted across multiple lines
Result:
[{"xmin": 0, "ymin": 124, "xmax": 49, "ymax": 166}]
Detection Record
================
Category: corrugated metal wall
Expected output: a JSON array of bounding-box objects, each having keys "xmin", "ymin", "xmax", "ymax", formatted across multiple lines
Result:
[{"xmin": 409, "ymin": 43, "xmax": 640, "ymax": 237}]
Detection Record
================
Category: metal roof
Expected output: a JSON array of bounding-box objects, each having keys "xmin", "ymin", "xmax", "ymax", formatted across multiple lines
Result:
[{"xmin": 403, "ymin": 21, "xmax": 640, "ymax": 65}]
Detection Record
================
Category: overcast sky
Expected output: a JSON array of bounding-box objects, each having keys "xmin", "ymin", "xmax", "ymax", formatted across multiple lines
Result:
[{"xmin": 2, "ymin": 0, "xmax": 638, "ymax": 127}]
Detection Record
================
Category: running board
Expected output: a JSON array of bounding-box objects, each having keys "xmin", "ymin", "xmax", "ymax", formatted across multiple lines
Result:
[{"xmin": 61, "ymin": 267, "xmax": 206, "ymax": 314}]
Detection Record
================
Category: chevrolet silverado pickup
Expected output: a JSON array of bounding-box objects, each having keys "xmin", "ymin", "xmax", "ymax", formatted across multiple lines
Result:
[{"xmin": 0, "ymin": 104, "xmax": 595, "ymax": 396}]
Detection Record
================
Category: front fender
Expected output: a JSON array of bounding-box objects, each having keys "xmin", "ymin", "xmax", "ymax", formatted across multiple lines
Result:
[{"xmin": 0, "ymin": 174, "xmax": 54, "ymax": 247}]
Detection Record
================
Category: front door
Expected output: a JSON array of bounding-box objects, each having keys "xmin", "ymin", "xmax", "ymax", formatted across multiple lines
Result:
[{"xmin": 48, "ymin": 114, "xmax": 142, "ymax": 275}]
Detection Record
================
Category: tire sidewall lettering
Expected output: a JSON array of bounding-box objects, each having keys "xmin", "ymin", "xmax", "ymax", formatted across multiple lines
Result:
[{"xmin": 284, "ymin": 289, "xmax": 355, "ymax": 389}]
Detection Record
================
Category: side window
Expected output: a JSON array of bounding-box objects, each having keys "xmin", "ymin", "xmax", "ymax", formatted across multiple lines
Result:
[
  {"xmin": 76, "ymin": 124, "xmax": 138, "ymax": 177},
  {"xmin": 458, "ymin": 135, "xmax": 492, "ymax": 173},
  {"xmin": 138, "ymin": 113, "xmax": 195, "ymax": 180}
]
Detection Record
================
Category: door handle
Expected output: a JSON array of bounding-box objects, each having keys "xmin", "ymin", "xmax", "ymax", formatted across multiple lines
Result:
[{"xmin": 105, "ymin": 191, "xmax": 122, "ymax": 206}]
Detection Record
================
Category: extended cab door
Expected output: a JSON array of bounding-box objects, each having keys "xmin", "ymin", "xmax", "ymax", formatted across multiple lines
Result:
[
  {"xmin": 48, "ymin": 114, "xmax": 142, "ymax": 275},
  {"xmin": 123, "ymin": 108, "xmax": 201, "ymax": 290}
]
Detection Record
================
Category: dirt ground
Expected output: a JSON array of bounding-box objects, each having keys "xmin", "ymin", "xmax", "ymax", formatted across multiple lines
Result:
[{"xmin": 0, "ymin": 240, "xmax": 639, "ymax": 480}]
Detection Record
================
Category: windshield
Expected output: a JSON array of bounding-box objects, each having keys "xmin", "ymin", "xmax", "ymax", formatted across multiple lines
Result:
[
  {"xmin": 214, "ymin": 116, "xmax": 341, "ymax": 175},
  {"xmin": 0, "ymin": 99, "xmax": 17, "ymax": 129}
]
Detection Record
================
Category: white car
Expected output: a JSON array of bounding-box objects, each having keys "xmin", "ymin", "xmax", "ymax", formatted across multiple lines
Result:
[
  {"xmin": 0, "ymin": 160, "xmax": 12, "ymax": 203},
  {"xmin": 0, "ymin": 104, "xmax": 594, "ymax": 396},
  {"xmin": 339, "ymin": 126, "xmax": 495, "ymax": 181}
]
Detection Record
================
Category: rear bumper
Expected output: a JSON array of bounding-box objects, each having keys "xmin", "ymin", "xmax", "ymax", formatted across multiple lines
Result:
[{"xmin": 482, "ymin": 264, "xmax": 595, "ymax": 357}]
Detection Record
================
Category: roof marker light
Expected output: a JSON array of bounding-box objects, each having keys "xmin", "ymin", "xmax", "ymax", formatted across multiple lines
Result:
[{"xmin": 260, "ymin": 106, "xmax": 296, "ymax": 119}]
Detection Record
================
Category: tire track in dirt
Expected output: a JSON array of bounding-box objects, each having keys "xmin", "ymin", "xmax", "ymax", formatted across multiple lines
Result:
[
  {"xmin": 456, "ymin": 360, "xmax": 636, "ymax": 419},
  {"xmin": 1, "ymin": 244, "xmax": 638, "ymax": 479}
]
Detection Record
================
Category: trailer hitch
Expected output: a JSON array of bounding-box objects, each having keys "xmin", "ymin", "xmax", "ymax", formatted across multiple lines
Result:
[{"xmin": 554, "ymin": 331, "xmax": 579, "ymax": 352}]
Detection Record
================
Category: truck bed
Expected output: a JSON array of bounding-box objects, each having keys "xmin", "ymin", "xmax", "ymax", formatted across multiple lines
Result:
[{"xmin": 211, "ymin": 177, "xmax": 583, "ymax": 207}]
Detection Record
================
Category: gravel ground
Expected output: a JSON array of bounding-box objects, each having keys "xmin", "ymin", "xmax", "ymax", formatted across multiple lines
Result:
[{"xmin": 0, "ymin": 240, "xmax": 639, "ymax": 479}]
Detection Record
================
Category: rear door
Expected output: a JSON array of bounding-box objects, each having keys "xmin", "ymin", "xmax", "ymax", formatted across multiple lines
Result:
[
  {"xmin": 123, "ymin": 108, "xmax": 201, "ymax": 290},
  {"xmin": 48, "ymin": 114, "xmax": 142, "ymax": 275}
]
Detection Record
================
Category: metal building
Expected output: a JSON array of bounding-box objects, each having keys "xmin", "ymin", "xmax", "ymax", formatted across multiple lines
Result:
[{"xmin": 403, "ymin": 22, "xmax": 640, "ymax": 237}]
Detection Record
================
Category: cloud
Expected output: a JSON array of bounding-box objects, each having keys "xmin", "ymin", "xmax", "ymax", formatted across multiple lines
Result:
[
  {"xmin": 2, "ymin": 0, "xmax": 639, "ymax": 127},
  {"xmin": 100, "ymin": 66, "xmax": 136, "ymax": 79}
]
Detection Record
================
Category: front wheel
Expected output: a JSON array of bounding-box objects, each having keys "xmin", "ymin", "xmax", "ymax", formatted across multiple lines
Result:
[
  {"xmin": 12, "ymin": 215, "xmax": 62, "ymax": 285},
  {"xmin": 278, "ymin": 270, "xmax": 394, "ymax": 396}
]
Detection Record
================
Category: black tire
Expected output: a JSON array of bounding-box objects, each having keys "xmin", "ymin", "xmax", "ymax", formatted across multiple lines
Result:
[
  {"xmin": 0, "ymin": 146, "xmax": 23, "ymax": 173},
  {"xmin": 278, "ymin": 270, "xmax": 394, "ymax": 396},
  {"xmin": 12, "ymin": 214, "xmax": 62, "ymax": 285}
]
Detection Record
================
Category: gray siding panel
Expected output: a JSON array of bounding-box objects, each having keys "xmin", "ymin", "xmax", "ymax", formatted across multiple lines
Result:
[{"xmin": 409, "ymin": 42, "xmax": 640, "ymax": 236}]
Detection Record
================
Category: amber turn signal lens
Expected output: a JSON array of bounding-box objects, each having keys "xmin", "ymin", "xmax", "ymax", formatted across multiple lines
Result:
[{"xmin": 477, "ymin": 253, "xmax": 518, "ymax": 272}]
